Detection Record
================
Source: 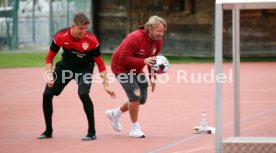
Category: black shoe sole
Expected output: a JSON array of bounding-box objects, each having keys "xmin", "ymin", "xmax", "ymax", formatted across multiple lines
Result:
[
  {"xmin": 138, "ymin": 135, "xmax": 145, "ymax": 138},
  {"xmin": 37, "ymin": 131, "xmax": 52, "ymax": 139},
  {"xmin": 82, "ymin": 135, "xmax": 97, "ymax": 141},
  {"xmin": 37, "ymin": 134, "xmax": 52, "ymax": 139},
  {"xmin": 130, "ymin": 135, "xmax": 145, "ymax": 138}
]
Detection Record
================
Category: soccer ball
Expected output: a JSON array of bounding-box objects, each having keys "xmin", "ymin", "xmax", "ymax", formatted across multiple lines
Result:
[{"xmin": 151, "ymin": 55, "xmax": 170, "ymax": 74}]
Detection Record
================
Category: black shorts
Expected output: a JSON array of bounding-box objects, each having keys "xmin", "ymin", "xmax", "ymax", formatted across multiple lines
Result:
[
  {"xmin": 44, "ymin": 60, "xmax": 94, "ymax": 96},
  {"xmin": 116, "ymin": 73, "xmax": 149, "ymax": 104}
]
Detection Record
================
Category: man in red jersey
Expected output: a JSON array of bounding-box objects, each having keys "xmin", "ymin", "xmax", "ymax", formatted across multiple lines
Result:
[
  {"xmin": 37, "ymin": 13, "xmax": 115, "ymax": 141},
  {"xmin": 105, "ymin": 16, "xmax": 167, "ymax": 138}
]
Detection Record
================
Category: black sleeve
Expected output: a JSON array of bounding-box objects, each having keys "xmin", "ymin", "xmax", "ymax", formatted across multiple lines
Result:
[
  {"xmin": 89, "ymin": 46, "xmax": 101, "ymax": 57},
  {"xmin": 50, "ymin": 40, "xmax": 60, "ymax": 53}
]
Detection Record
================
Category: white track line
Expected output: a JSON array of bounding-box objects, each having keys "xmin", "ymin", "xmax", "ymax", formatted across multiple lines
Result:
[
  {"xmin": 52, "ymin": 142, "xmax": 91, "ymax": 153},
  {"xmin": 147, "ymin": 107, "xmax": 276, "ymax": 153},
  {"xmin": 172, "ymin": 146, "xmax": 215, "ymax": 153}
]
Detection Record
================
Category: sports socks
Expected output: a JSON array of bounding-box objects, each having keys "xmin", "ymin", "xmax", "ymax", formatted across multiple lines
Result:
[
  {"xmin": 132, "ymin": 122, "xmax": 139, "ymax": 127},
  {"xmin": 113, "ymin": 107, "xmax": 123, "ymax": 117},
  {"xmin": 78, "ymin": 92, "xmax": 96, "ymax": 135}
]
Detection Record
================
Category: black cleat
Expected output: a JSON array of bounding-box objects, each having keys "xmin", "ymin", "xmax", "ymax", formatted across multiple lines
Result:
[
  {"xmin": 82, "ymin": 133, "xmax": 97, "ymax": 141},
  {"xmin": 37, "ymin": 131, "xmax": 52, "ymax": 139}
]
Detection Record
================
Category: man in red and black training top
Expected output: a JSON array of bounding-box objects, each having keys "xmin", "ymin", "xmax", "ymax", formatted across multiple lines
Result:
[
  {"xmin": 105, "ymin": 16, "xmax": 167, "ymax": 138},
  {"xmin": 37, "ymin": 12, "xmax": 115, "ymax": 141}
]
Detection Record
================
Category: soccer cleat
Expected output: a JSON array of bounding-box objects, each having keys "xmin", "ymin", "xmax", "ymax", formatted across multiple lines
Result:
[
  {"xmin": 82, "ymin": 133, "xmax": 97, "ymax": 141},
  {"xmin": 129, "ymin": 123, "xmax": 145, "ymax": 138},
  {"xmin": 105, "ymin": 110, "xmax": 122, "ymax": 132},
  {"xmin": 37, "ymin": 131, "xmax": 52, "ymax": 139}
]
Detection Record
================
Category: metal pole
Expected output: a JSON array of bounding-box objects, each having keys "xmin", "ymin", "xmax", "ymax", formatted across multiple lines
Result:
[
  {"xmin": 90, "ymin": 0, "xmax": 94, "ymax": 32},
  {"xmin": 3, "ymin": 0, "xmax": 11, "ymax": 49},
  {"xmin": 32, "ymin": 0, "xmax": 36, "ymax": 43},
  {"xmin": 49, "ymin": 0, "xmax": 54, "ymax": 41},
  {"xmin": 67, "ymin": 0, "xmax": 70, "ymax": 27},
  {"xmin": 215, "ymin": 2, "xmax": 223, "ymax": 153},
  {"xmin": 232, "ymin": 8, "xmax": 241, "ymax": 137},
  {"xmin": 11, "ymin": 0, "xmax": 19, "ymax": 49}
]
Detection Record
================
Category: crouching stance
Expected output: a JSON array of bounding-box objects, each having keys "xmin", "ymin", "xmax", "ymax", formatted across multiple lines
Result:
[
  {"xmin": 38, "ymin": 12, "xmax": 115, "ymax": 141},
  {"xmin": 106, "ymin": 15, "xmax": 167, "ymax": 138}
]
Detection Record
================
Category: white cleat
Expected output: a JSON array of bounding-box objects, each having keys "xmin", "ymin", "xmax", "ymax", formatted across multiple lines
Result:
[
  {"xmin": 129, "ymin": 123, "xmax": 145, "ymax": 138},
  {"xmin": 105, "ymin": 110, "xmax": 122, "ymax": 132}
]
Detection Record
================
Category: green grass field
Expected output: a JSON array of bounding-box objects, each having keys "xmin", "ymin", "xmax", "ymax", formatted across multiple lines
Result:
[
  {"xmin": 0, "ymin": 52, "xmax": 112, "ymax": 68},
  {"xmin": 0, "ymin": 52, "xmax": 275, "ymax": 68},
  {"xmin": 0, "ymin": 52, "xmax": 61, "ymax": 68}
]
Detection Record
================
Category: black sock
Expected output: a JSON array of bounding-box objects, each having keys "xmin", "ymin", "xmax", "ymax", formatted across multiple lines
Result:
[{"xmin": 79, "ymin": 92, "xmax": 96, "ymax": 135}]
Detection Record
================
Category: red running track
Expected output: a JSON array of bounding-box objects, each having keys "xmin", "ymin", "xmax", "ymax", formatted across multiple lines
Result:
[{"xmin": 0, "ymin": 62, "xmax": 275, "ymax": 153}]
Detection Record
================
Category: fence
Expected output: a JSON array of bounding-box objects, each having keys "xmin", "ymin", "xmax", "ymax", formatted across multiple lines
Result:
[{"xmin": 0, "ymin": 0, "xmax": 91, "ymax": 50}]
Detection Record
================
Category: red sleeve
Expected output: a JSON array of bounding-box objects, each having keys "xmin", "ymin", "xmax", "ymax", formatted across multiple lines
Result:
[
  {"xmin": 119, "ymin": 35, "xmax": 145, "ymax": 69},
  {"xmin": 45, "ymin": 50, "xmax": 58, "ymax": 64},
  {"xmin": 94, "ymin": 56, "xmax": 106, "ymax": 72}
]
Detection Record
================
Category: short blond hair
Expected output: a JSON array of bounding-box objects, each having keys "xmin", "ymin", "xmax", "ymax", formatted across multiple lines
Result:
[
  {"xmin": 73, "ymin": 12, "xmax": 90, "ymax": 25},
  {"xmin": 144, "ymin": 15, "xmax": 167, "ymax": 31}
]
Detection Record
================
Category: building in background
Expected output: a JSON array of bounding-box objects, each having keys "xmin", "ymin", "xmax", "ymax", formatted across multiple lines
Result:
[
  {"xmin": 1, "ymin": 0, "xmax": 276, "ymax": 57},
  {"xmin": 94, "ymin": 0, "xmax": 276, "ymax": 57}
]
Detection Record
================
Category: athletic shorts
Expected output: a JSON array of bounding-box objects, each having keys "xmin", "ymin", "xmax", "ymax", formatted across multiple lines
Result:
[{"xmin": 116, "ymin": 73, "xmax": 149, "ymax": 104}]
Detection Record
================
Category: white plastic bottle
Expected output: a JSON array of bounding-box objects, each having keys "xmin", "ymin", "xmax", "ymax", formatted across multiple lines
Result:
[{"xmin": 199, "ymin": 111, "xmax": 208, "ymax": 134}]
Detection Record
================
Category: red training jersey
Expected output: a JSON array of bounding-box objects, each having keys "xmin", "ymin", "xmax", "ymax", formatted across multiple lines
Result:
[
  {"xmin": 46, "ymin": 28, "xmax": 105, "ymax": 67},
  {"xmin": 111, "ymin": 26, "xmax": 163, "ymax": 74}
]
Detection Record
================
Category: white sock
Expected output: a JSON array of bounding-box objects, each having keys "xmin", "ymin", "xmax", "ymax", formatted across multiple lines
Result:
[
  {"xmin": 113, "ymin": 107, "xmax": 123, "ymax": 117},
  {"xmin": 132, "ymin": 122, "xmax": 139, "ymax": 127}
]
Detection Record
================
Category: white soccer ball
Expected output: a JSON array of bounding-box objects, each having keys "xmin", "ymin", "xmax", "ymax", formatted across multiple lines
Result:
[{"xmin": 151, "ymin": 55, "xmax": 170, "ymax": 74}]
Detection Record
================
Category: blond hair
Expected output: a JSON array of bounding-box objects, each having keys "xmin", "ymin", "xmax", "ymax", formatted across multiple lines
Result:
[
  {"xmin": 144, "ymin": 15, "xmax": 167, "ymax": 31},
  {"xmin": 73, "ymin": 12, "xmax": 90, "ymax": 25}
]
